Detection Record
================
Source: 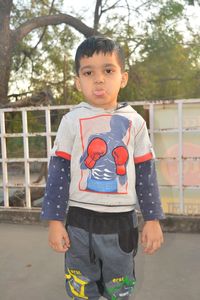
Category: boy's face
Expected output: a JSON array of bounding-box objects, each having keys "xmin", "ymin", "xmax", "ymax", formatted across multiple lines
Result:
[{"xmin": 75, "ymin": 51, "xmax": 128, "ymax": 109}]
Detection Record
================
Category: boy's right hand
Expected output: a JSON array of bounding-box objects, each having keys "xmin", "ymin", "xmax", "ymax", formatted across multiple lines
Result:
[{"xmin": 48, "ymin": 220, "xmax": 70, "ymax": 253}]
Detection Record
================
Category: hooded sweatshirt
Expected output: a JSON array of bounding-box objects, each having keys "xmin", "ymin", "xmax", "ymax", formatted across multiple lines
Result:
[{"xmin": 49, "ymin": 102, "xmax": 155, "ymax": 212}]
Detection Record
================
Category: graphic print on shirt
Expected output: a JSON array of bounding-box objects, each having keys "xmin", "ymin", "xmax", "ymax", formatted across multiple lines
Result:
[{"xmin": 79, "ymin": 114, "xmax": 131, "ymax": 193}]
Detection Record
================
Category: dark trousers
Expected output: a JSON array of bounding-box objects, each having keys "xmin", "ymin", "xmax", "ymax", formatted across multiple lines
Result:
[{"xmin": 65, "ymin": 207, "xmax": 139, "ymax": 300}]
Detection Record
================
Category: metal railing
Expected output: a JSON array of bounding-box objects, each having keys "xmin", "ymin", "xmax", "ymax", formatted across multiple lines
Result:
[{"xmin": 0, "ymin": 100, "xmax": 200, "ymax": 214}]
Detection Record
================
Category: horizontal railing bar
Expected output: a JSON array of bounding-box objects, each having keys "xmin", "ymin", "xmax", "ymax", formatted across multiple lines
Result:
[
  {"xmin": 159, "ymin": 185, "xmax": 200, "ymax": 189},
  {"xmin": 0, "ymin": 105, "xmax": 73, "ymax": 112},
  {"xmin": 0, "ymin": 184, "xmax": 199, "ymax": 189},
  {"xmin": 153, "ymin": 129, "xmax": 200, "ymax": 133},
  {"xmin": 0, "ymin": 207, "xmax": 42, "ymax": 211},
  {"xmin": 1, "ymin": 129, "xmax": 200, "ymax": 137},
  {"xmin": 0, "ymin": 99, "xmax": 200, "ymax": 113},
  {"xmin": 0, "ymin": 132, "xmax": 57, "ymax": 137},
  {"xmin": 0, "ymin": 184, "xmax": 45, "ymax": 188},
  {"xmin": 155, "ymin": 157, "xmax": 200, "ymax": 160},
  {"xmin": 0, "ymin": 158, "xmax": 48, "ymax": 163},
  {"xmin": 127, "ymin": 99, "xmax": 200, "ymax": 105},
  {"xmin": 0, "ymin": 157, "xmax": 199, "ymax": 162},
  {"xmin": 1, "ymin": 157, "xmax": 200, "ymax": 163}
]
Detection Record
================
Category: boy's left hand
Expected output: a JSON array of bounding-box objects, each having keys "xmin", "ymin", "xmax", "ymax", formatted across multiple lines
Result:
[{"xmin": 141, "ymin": 220, "xmax": 164, "ymax": 254}]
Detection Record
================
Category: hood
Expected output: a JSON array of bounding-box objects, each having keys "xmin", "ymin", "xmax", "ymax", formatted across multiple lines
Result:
[{"xmin": 71, "ymin": 101, "xmax": 137, "ymax": 114}]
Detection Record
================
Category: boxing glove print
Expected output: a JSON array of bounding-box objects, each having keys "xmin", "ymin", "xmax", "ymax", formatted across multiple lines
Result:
[
  {"xmin": 112, "ymin": 146, "xmax": 129, "ymax": 175},
  {"xmin": 84, "ymin": 137, "xmax": 107, "ymax": 169}
]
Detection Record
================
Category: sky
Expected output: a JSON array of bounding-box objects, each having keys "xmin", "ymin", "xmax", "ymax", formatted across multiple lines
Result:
[{"xmin": 62, "ymin": 0, "xmax": 200, "ymax": 35}]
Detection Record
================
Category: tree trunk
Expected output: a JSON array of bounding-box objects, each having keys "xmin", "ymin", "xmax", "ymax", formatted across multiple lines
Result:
[
  {"xmin": 0, "ymin": 0, "xmax": 99, "ymax": 105},
  {"xmin": 0, "ymin": 0, "xmax": 12, "ymax": 104}
]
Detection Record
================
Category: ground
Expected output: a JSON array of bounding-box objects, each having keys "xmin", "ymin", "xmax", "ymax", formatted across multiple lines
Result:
[{"xmin": 0, "ymin": 223, "xmax": 200, "ymax": 300}]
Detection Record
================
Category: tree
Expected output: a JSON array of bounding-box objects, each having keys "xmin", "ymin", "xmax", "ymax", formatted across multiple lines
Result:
[
  {"xmin": 119, "ymin": 0, "xmax": 200, "ymax": 100},
  {"xmin": 1, "ymin": 0, "xmax": 199, "ymax": 105},
  {"xmin": 0, "ymin": 0, "xmax": 96, "ymax": 105}
]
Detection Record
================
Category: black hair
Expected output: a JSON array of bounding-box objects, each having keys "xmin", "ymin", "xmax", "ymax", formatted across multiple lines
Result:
[{"xmin": 75, "ymin": 36, "xmax": 125, "ymax": 75}]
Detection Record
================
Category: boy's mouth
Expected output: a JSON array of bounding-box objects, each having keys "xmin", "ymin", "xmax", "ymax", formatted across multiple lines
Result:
[{"xmin": 93, "ymin": 90, "xmax": 106, "ymax": 96}]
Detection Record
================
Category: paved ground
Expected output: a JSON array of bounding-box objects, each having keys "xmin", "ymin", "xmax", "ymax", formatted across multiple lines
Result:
[{"xmin": 0, "ymin": 223, "xmax": 200, "ymax": 300}]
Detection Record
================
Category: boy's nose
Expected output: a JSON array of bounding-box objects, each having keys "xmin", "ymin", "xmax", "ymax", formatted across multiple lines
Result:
[{"xmin": 94, "ymin": 73, "xmax": 104, "ymax": 83}]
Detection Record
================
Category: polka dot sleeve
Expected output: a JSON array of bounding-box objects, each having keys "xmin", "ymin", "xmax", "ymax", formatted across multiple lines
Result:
[
  {"xmin": 135, "ymin": 159, "xmax": 165, "ymax": 221},
  {"xmin": 41, "ymin": 156, "xmax": 70, "ymax": 221}
]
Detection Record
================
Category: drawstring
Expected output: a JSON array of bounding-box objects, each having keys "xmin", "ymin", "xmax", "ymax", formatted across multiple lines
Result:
[{"xmin": 89, "ymin": 214, "xmax": 96, "ymax": 264}]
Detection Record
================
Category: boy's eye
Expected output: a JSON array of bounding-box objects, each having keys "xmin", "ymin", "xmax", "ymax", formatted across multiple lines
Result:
[
  {"xmin": 83, "ymin": 71, "xmax": 92, "ymax": 76},
  {"xmin": 105, "ymin": 69, "xmax": 113, "ymax": 74}
]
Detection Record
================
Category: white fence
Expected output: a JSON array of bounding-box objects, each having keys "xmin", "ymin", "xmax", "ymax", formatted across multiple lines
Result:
[{"xmin": 0, "ymin": 100, "xmax": 200, "ymax": 214}]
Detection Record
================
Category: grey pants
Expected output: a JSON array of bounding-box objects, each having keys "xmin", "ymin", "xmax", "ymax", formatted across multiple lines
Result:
[{"xmin": 65, "ymin": 211, "xmax": 138, "ymax": 300}]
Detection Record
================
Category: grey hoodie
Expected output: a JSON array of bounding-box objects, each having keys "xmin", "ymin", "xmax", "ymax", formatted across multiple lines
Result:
[{"xmin": 51, "ymin": 102, "xmax": 154, "ymax": 212}]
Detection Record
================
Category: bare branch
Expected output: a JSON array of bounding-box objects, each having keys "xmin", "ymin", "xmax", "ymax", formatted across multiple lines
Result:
[
  {"xmin": 33, "ymin": 0, "xmax": 56, "ymax": 50},
  {"xmin": 93, "ymin": 0, "xmax": 122, "ymax": 32},
  {"xmin": 1, "ymin": 88, "xmax": 55, "ymax": 108},
  {"xmin": 135, "ymin": 0, "xmax": 153, "ymax": 13},
  {"xmin": 12, "ymin": 13, "xmax": 97, "ymax": 46},
  {"xmin": 15, "ymin": 0, "xmax": 57, "ymax": 73},
  {"xmin": 8, "ymin": 91, "xmax": 32, "ymax": 99},
  {"xmin": 93, "ymin": 0, "xmax": 102, "ymax": 33},
  {"xmin": 101, "ymin": 0, "xmax": 121, "ymax": 13}
]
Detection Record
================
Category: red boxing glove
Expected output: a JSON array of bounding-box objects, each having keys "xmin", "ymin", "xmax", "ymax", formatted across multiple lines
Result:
[
  {"xmin": 84, "ymin": 137, "xmax": 107, "ymax": 169},
  {"xmin": 112, "ymin": 146, "xmax": 129, "ymax": 175}
]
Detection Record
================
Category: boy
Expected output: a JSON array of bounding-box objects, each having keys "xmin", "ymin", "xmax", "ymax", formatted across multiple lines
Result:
[{"xmin": 41, "ymin": 36, "xmax": 164, "ymax": 300}]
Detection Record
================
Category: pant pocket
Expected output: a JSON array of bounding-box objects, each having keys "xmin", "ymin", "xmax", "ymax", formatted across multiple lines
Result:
[{"xmin": 118, "ymin": 227, "xmax": 138, "ymax": 255}]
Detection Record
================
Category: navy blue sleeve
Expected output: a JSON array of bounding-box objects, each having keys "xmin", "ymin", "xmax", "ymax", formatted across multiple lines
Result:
[
  {"xmin": 135, "ymin": 159, "xmax": 165, "ymax": 221},
  {"xmin": 41, "ymin": 156, "xmax": 70, "ymax": 221}
]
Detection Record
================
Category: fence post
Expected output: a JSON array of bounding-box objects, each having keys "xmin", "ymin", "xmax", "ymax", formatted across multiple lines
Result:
[
  {"xmin": 149, "ymin": 103, "xmax": 154, "ymax": 147},
  {"xmin": 22, "ymin": 110, "xmax": 31, "ymax": 208},
  {"xmin": 45, "ymin": 108, "xmax": 52, "ymax": 160},
  {"xmin": 178, "ymin": 101, "xmax": 184, "ymax": 213},
  {"xmin": 0, "ymin": 111, "xmax": 9, "ymax": 207}
]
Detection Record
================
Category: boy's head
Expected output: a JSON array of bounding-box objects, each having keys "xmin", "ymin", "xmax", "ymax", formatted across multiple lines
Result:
[
  {"xmin": 74, "ymin": 36, "xmax": 128, "ymax": 109},
  {"xmin": 75, "ymin": 36, "xmax": 125, "ymax": 75}
]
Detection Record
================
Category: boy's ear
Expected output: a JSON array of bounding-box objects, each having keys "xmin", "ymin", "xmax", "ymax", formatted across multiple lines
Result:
[
  {"xmin": 75, "ymin": 76, "xmax": 82, "ymax": 92},
  {"xmin": 120, "ymin": 72, "xmax": 128, "ymax": 88}
]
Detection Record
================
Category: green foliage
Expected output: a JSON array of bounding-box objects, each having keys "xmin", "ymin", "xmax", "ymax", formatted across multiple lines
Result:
[
  {"xmin": 119, "ymin": 0, "xmax": 200, "ymax": 101},
  {"xmin": 150, "ymin": 1, "xmax": 184, "ymax": 26},
  {"xmin": 10, "ymin": 0, "xmax": 78, "ymax": 104},
  {"xmin": 122, "ymin": 32, "xmax": 200, "ymax": 100},
  {"xmin": 9, "ymin": 0, "xmax": 200, "ymax": 104},
  {"xmin": 7, "ymin": 138, "xmax": 24, "ymax": 158}
]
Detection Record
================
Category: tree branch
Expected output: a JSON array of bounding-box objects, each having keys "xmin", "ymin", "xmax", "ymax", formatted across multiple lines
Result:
[
  {"xmin": 101, "ymin": 0, "xmax": 121, "ymax": 13},
  {"xmin": 15, "ymin": 0, "xmax": 57, "ymax": 73},
  {"xmin": 33, "ymin": 0, "xmax": 56, "ymax": 50},
  {"xmin": 1, "ymin": 88, "xmax": 55, "ymax": 108},
  {"xmin": 12, "ymin": 14, "xmax": 97, "ymax": 46},
  {"xmin": 93, "ymin": 0, "xmax": 102, "ymax": 33},
  {"xmin": 93, "ymin": 0, "xmax": 121, "ymax": 32}
]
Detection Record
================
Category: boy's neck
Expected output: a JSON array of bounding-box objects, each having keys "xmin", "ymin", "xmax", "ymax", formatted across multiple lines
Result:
[{"xmin": 86, "ymin": 102, "xmax": 118, "ymax": 111}]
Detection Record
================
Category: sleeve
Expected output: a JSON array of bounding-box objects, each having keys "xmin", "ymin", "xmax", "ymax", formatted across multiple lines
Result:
[
  {"xmin": 51, "ymin": 114, "xmax": 73, "ymax": 160},
  {"xmin": 135, "ymin": 159, "xmax": 165, "ymax": 221},
  {"xmin": 134, "ymin": 117, "xmax": 154, "ymax": 164},
  {"xmin": 134, "ymin": 115, "xmax": 165, "ymax": 221},
  {"xmin": 40, "ymin": 156, "xmax": 70, "ymax": 221}
]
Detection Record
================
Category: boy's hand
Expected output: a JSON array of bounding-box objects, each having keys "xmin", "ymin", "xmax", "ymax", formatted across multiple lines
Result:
[
  {"xmin": 48, "ymin": 220, "xmax": 70, "ymax": 253},
  {"xmin": 141, "ymin": 220, "xmax": 164, "ymax": 255}
]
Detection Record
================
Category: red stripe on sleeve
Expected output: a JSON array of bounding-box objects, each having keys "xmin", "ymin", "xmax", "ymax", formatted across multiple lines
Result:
[
  {"xmin": 55, "ymin": 151, "xmax": 71, "ymax": 160},
  {"xmin": 134, "ymin": 152, "xmax": 153, "ymax": 164}
]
